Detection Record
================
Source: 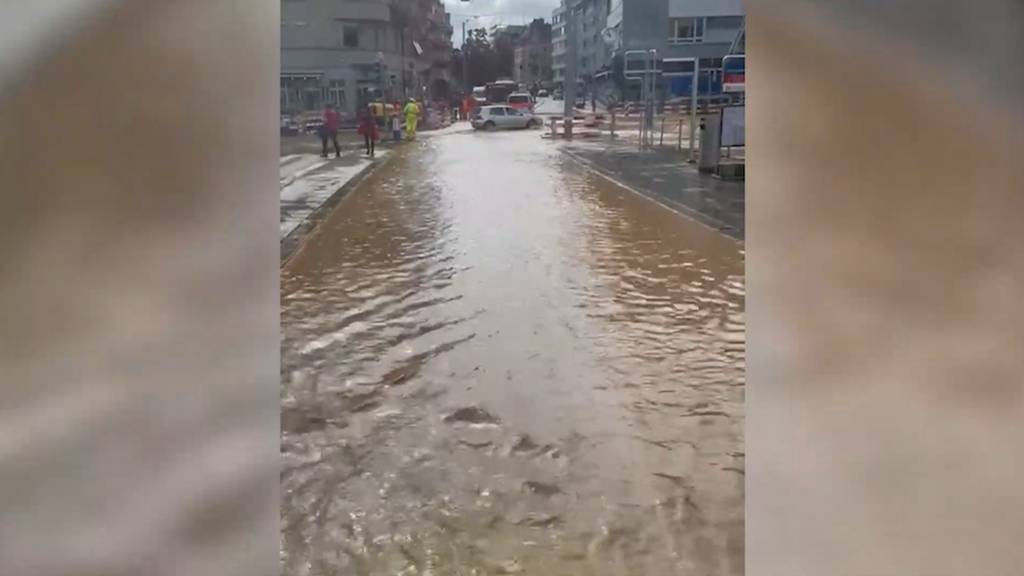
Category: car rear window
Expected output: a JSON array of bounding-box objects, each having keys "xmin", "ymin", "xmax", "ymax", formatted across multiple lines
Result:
[{"xmin": 488, "ymin": 108, "xmax": 505, "ymax": 116}]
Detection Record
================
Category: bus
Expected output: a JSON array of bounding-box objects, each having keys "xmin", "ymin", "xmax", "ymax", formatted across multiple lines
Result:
[
  {"xmin": 485, "ymin": 79, "xmax": 517, "ymax": 104},
  {"xmin": 472, "ymin": 85, "xmax": 487, "ymax": 104}
]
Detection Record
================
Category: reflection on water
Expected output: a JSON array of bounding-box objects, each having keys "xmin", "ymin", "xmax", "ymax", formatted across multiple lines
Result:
[{"xmin": 282, "ymin": 130, "xmax": 744, "ymax": 575}]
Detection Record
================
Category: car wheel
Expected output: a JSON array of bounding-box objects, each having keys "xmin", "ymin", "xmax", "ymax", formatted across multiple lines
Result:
[
  {"xmin": 526, "ymin": 119, "xmax": 537, "ymax": 129},
  {"xmin": 483, "ymin": 121, "xmax": 496, "ymax": 131}
]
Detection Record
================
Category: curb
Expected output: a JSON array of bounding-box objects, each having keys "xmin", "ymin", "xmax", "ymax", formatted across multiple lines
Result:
[
  {"xmin": 561, "ymin": 147, "xmax": 744, "ymax": 244},
  {"xmin": 280, "ymin": 149, "xmax": 399, "ymax": 268}
]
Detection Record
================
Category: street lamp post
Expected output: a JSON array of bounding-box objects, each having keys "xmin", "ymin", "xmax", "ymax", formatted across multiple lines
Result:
[
  {"xmin": 400, "ymin": 28, "xmax": 407, "ymax": 98},
  {"xmin": 376, "ymin": 51, "xmax": 384, "ymax": 99},
  {"xmin": 689, "ymin": 58, "xmax": 699, "ymax": 162},
  {"xmin": 462, "ymin": 20, "xmax": 468, "ymax": 93},
  {"xmin": 563, "ymin": 2, "xmax": 577, "ymax": 138}
]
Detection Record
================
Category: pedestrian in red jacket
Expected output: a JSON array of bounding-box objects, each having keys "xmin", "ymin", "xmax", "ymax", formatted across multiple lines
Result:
[
  {"xmin": 357, "ymin": 107, "xmax": 379, "ymax": 158},
  {"xmin": 321, "ymin": 103, "xmax": 341, "ymax": 158}
]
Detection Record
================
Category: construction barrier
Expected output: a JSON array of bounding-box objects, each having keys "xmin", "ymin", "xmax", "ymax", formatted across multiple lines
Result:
[{"xmin": 611, "ymin": 96, "xmax": 739, "ymax": 118}]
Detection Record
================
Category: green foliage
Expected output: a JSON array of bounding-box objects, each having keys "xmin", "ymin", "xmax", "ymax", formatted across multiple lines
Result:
[{"xmin": 454, "ymin": 28, "xmax": 513, "ymax": 88}]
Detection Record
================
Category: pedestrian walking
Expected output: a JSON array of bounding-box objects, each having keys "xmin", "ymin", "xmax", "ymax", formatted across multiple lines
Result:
[
  {"xmin": 403, "ymin": 98, "xmax": 420, "ymax": 140},
  {"xmin": 389, "ymin": 111, "xmax": 402, "ymax": 143},
  {"xmin": 320, "ymin": 102, "xmax": 341, "ymax": 158},
  {"xmin": 357, "ymin": 106, "xmax": 379, "ymax": 157}
]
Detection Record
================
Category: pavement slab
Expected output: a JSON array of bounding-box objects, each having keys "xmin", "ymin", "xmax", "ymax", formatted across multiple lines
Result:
[{"xmin": 561, "ymin": 137, "xmax": 745, "ymax": 240}]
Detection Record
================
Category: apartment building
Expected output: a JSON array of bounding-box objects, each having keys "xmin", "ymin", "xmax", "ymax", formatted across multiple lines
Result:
[
  {"xmin": 550, "ymin": 0, "xmax": 611, "ymax": 91},
  {"xmin": 513, "ymin": 19, "xmax": 553, "ymax": 88},
  {"xmin": 607, "ymin": 0, "xmax": 745, "ymax": 99},
  {"xmin": 281, "ymin": 0, "xmax": 453, "ymax": 117}
]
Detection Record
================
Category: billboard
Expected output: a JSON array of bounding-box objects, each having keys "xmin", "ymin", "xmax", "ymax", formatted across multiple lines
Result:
[
  {"xmin": 722, "ymin": 54, "xmax": 745, "ymax": 93},
  {"xmin": 720, "ymin": 105, "xmax": 744, "ymax": 147}
]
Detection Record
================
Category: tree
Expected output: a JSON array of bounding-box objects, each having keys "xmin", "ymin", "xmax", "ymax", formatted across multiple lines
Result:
[
  {"xmin": 461, "ymin": 28, "xmax": 498, "ymax": 87},
  {"xmin": 491, "ymin": 31, "xmax": 516, "ymax": 80}
]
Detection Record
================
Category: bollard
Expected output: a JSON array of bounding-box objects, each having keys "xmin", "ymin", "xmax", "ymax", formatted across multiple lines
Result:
[
  {"xmin": 677, "ymin": 117, "xmax": 684, "ymax": 150},
  {"xmin": 610, "ymin": 109, "xmax": 616, "ymax": 138},
  {"xmin": 659, "ymin": 116, "xmax": 666, "ymax": 146}
]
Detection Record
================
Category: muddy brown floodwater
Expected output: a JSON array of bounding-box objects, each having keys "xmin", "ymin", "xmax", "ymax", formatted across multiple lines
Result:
[{"xmin": 281, "ymin": 127, "xmax": 745, "ymax": 576}]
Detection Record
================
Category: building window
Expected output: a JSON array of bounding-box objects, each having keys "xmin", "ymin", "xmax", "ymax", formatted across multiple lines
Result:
[
  {"xmin": 669, "ymin": 17, "xmax": 704, "ymax": 44},
  {"xmin": 342, "ymin": 25, "xmax": 359, "ymax": 48},
  {"xmin": 328, "ymin": 79, "xmax": 346, "ymax": 108}
]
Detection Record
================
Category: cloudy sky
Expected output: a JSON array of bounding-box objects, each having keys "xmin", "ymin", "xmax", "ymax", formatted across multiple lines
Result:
[{"xmin": 444, "ymin": 0, "xmax": 561, "ymax": 47}]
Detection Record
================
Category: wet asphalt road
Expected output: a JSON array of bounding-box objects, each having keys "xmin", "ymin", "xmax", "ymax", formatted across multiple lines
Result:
[{"xmin": 281, "ymin": 125, "xmax": 745, "ymax": 576}]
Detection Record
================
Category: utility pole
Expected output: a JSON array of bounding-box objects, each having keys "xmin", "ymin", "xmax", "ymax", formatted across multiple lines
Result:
[
  {"xmin": 647, "ymin": 48, "xmax": 657, "ymax": 147},
  {"xmin": 562, "ymin": 0, "xmax": 578, "ymax": 138},
  {"xmin": 638, "ymin": 54, "xmax": 646, "ymax": 149},
  {"xmin": 688, "ymin": 59, "xmax": 699, "ymax": 161},
  {"xmin": 400, "ymin": 28, "xmax": 407, "ymax": 99}
]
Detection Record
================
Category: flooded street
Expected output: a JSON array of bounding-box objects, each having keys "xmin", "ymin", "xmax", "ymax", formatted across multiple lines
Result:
[{"xmin": 281, "ymin": 127, "xmax": 745, "ymax": 575}]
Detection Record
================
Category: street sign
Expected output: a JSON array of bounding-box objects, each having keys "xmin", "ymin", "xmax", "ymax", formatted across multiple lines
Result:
[
  {"xmin": 624, "ymin": 50, "xmax": 658, "ymax": 79},
  {"xmin": 721, "ymin": 105, "xmax": 745, "ymax": 147}
]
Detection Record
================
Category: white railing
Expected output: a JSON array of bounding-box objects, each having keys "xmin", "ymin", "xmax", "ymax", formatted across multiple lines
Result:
[{"xmin": 667, "ymin": 36, "xmax": 703, "ymax": 45}]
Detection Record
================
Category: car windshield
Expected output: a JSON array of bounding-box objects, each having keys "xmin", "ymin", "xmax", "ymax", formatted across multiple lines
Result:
[
  {"xmin": 488, "ymin": 107, "xmax": 505, "ymax": 116},
  {"xmin": 508, "ymin": 95, "xmax": 529, "ymax": 104}
]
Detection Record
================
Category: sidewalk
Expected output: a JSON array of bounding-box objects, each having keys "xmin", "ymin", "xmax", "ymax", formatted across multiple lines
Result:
[
  {"xmin": 280, "ymin": 141, "xmax": 397, "ymax": 264},
  {"xmin": 561, "ymin": 137, "xmax": 745, "ymax": 240}
]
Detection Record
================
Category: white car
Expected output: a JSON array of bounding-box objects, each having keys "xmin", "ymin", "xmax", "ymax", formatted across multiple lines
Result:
[{"xmin": 471, "ymin": 105, "xmax": 541, "ymax": 131}]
